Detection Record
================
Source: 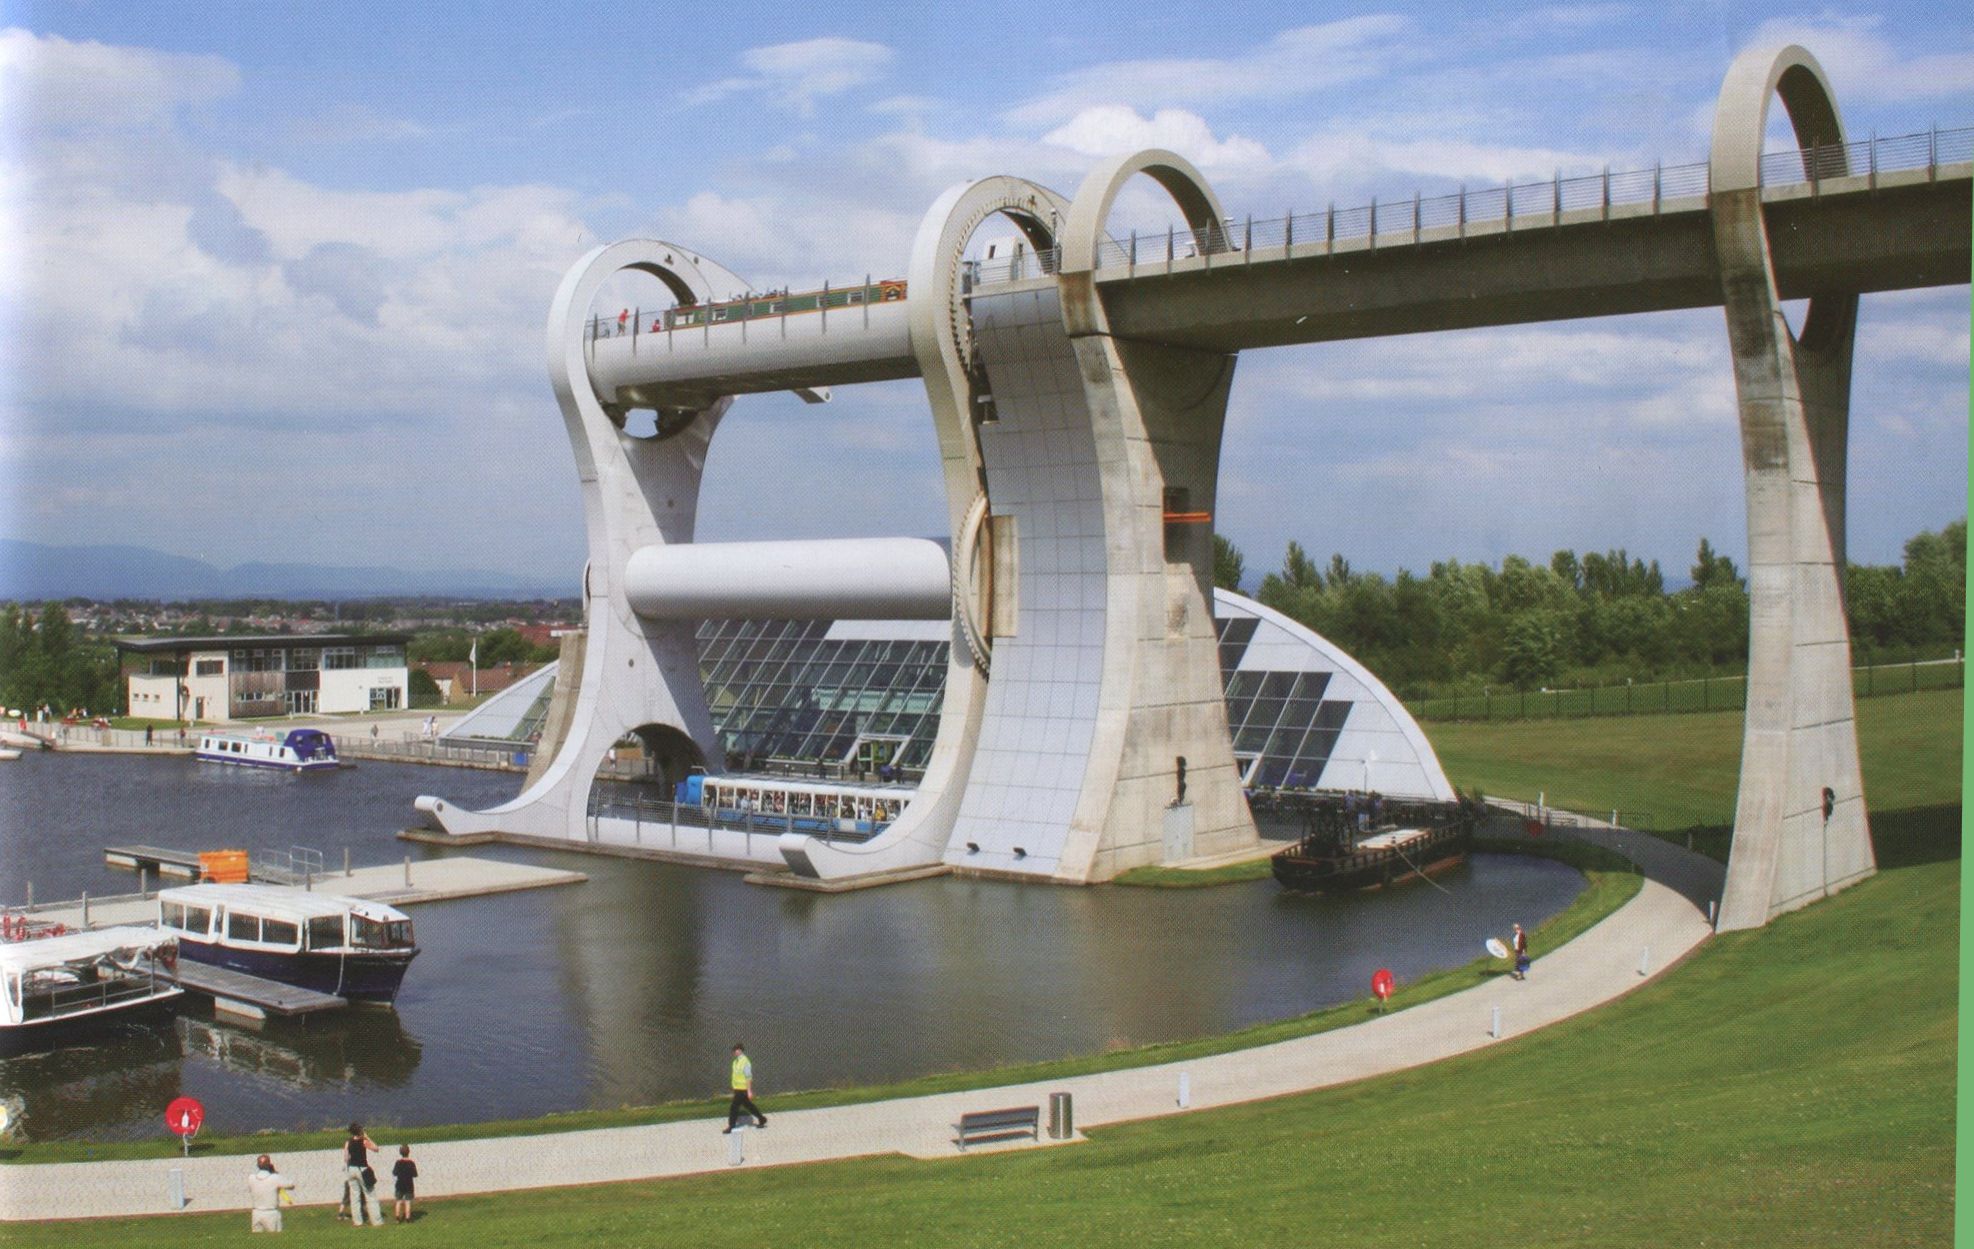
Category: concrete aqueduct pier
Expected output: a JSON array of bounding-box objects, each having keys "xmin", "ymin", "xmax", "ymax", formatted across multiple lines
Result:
[{"xmin": 420, "ymin": 45, "xmax": 1971, "ymax": 927}]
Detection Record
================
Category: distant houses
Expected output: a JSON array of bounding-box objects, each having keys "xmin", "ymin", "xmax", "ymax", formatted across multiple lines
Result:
[{"xmin": 416, "ymin": 660, "xmax": 544, "ymax": 705}]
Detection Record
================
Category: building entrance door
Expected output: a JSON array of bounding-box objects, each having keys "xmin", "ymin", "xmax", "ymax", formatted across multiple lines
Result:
[{"xmin": 286, "ymin": 690, "xmax": 318, "ymax": 715}]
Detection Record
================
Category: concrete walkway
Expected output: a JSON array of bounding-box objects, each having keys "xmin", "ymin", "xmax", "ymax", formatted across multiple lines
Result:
[{"xmin": 0, "ymin": 818, "xmax": 1723, "ymax": 1223}]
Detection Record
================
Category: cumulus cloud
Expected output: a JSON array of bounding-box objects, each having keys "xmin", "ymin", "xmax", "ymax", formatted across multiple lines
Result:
[
  {"xmin": 1744, "ymin": 16, "xmax": 1974, "ymax": 103},
  {"xmin": 690, "ymin": 37, "xmax": 895, "ymax": 115},
  {"xmin": 1043, "ymin": 107, "xmax": 1270, "ymax": 170}
]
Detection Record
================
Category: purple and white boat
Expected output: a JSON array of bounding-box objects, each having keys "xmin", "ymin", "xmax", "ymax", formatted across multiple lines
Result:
[
  {"xmin": 157, "ymin": 884, "xmax": 417, "ymax": 1005},
  {"xmin": 195, "ymin": 728, "xmax": 339, "ymax": 772}
]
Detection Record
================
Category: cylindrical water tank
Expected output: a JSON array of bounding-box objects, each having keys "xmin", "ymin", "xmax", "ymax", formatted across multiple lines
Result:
[{"xmin": 623, "ymin": 538, "xmax": 951, "ymax": 620}]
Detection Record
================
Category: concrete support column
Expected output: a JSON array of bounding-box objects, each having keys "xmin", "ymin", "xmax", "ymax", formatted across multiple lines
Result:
[
  {"xmin": 1710, "ymin": 46, "xmax": 1874, "ymax": 930},
  {"xmin": 419, "ymin": 241, "xmax": 741, "ymax": 844},
  {"xmin": 952, "ymin": 147, "xmax": 1257, "ymax": 881}
]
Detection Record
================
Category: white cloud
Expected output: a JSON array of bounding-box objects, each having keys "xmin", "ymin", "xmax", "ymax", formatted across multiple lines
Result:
[
  {"xmin": 1007, "ymin": 17, "xmax": 1414, "ymax": 126},
  {"xmin": 0, "ymin": 27, "xmax": 238, "ymax": 132},
  {"xmin": 1043, "ymin": 107, "xmax": 1271, "ymax": 171},
  {"xmin": 690, "ymin": 37, "xmax": 894, "ymax": 116},
  {"xmin": 1744, "ymin": 16, "xmax": 1974, "ymax": 104}
]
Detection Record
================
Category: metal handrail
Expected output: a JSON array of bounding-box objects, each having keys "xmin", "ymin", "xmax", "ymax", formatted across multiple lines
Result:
[{"xmin": 969, "ymin": 124, "xmax": 1973, "ymax": 287}]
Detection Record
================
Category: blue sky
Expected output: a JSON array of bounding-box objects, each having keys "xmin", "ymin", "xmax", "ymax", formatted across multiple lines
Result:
[{"xmin": 1, "ymin": 3, "xmax": 1968, "ymax": 590}]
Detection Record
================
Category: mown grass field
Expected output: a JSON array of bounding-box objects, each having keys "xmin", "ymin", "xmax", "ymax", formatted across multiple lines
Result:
[
  {"xmin": 7, "ymin": 687, "xmax": 1957, "ymax": 1245},
  {"xmin": 1431, "ymin": 686, "xmax": 1962, "ymax": 841}
]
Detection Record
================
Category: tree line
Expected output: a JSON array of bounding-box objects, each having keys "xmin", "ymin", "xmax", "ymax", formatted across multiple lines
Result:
[
  {"xmin": 1215, "ymin": 520, "xmax": 1965, "ymax": 694},
  {"xmin": 0, "ymin": 604, "xmax": 122, "ymax": 717}
]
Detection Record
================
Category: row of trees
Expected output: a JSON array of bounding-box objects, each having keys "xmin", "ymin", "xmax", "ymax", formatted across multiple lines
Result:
[
  {"xmin": 1216, "ymin": 520, "xmax": 1964, "ymax": 693},
  {"xmin": 0, "ymin": 604, "xmax": 122, "ymax": 717},
  {"xmin": 407, "ymin": 628, "xmax": 560, "ymax": 668}
]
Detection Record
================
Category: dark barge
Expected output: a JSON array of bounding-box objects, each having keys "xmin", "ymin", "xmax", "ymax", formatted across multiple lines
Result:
[{"xmin": 1268, "ymin": 793, "xmax": 1483, "ymax": 893}]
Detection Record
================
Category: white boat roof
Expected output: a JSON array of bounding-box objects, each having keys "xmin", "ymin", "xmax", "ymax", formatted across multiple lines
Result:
[
  {"xmin": 157, "ymin": 883, "xmax": 410, "ymax": 924},
  {"xmin": 704, "ymin": 775, "xmax": 915, "ymax": 798},
  {"xmin": 0, "ymin": 925, "xmax": 175, "ymax": 973}
]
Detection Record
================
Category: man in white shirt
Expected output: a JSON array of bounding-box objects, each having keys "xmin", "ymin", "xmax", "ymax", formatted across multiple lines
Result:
[{"xmin": 247, "ymin": 1155, "xmax": 293, "ymax": 1232}]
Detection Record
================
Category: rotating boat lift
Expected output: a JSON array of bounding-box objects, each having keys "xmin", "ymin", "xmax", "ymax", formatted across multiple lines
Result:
[{"xmin": 419, "ymin": 45, "xmax": 1951, "ymax": 923}]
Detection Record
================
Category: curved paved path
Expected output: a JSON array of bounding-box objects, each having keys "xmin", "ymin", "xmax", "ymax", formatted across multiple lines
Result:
[{"xmin": 0, "ymin": 816, "xmax": 1722, "ymax": 1223}]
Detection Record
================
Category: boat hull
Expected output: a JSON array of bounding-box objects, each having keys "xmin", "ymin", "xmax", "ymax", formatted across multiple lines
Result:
[
  {"xmin": 1271, "ymin": 815, "xmax": 1477, "ymax": 894},
  {"xmin": 178, "ymin": 943, "xmax": 415, "ymax": 1004},
  {"xmin": 193, "ymin": 753, "xmax": 339, "ymax": 773},
  {"xmin": 0, "ymin": 990, "xmax": 183, "ymax": 1056}
]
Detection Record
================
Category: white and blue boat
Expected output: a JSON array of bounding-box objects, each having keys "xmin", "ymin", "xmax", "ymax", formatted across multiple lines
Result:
[
  {"xmin": 0, "ymin": 925, "xmax": 185, "ymax": 1054},
  {"xmin": 195, "ymin": 728, "xmax": 339, "ymax": 772},
  {"xmin": 157, "ymin": 884, "xmax": 418, "ymax": 1005}
]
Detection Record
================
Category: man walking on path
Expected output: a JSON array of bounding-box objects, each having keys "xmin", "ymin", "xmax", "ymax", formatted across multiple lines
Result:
[
  {"xmin": 1512, "ymin": 923, "xmax": 1530, "ymax": 980},
  {"xmin": 247, "ymin": 1155, "xmax": 293, "ymax": 1233},
  {"xmin": 724, "ymin": 1042, "xmax": 767, "ymax": 1133}
]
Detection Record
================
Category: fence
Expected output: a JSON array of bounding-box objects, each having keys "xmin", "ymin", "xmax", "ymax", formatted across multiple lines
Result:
[
  {"xmin": 969, "ymin": 124, "xmax": 1973, "ymax": 286},
  {"xmin": 1409, "ymin": 654, "xmax": 1962, "ymax": 723}
]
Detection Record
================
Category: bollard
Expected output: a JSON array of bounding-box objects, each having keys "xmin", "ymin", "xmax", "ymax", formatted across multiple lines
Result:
[
  {"xmin": 727, "ymin": 1122, "xmax": 746, "ymax": 1166},
  {"xmin": 1639, "ymin": 946, "xmax": 1651, "ymax": 977},
  {"xmin": 1708, "ymin": 899, "xmax": 1716, "ymax": 925},
  {"xmin": 1049, "ymin": 1090, "xmax": 1075, "ymax": 1139},
  {"xmin": 304, "ymin": 868, "xmax": 312, "ymax": 893},
  {"xmin": 141, "ymin": 866, "xmax": 150, "ymax": 899},
  {"xmin": 1490, "ymin": 1005, "xmax": 1501, "ymax": 1038},
  {"xmin": 24, "ymin": 881, "xmax": 30, "ymax": 909},
  {"xmin": 168, "ymin": 1167, "xmax": 186, "ymax": 1211},
  {"xmin": 1177, "ymin": 1072, "xmax": 1190, "ymax": 1109},
  {"xmin": 81, "ymin": 892, "xmax": 89, "ymax": 927},
  {"xmin": 344, "ymin": 848, "xmax": 351, "ymax": 877},
  {"xmin": 404, "ymin": 856, "xmax": 411, "ymax": 888}
]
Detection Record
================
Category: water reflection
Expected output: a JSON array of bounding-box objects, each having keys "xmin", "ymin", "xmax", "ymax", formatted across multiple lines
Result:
[{"xmin": 178, "ymin": 1010, "xmax": 423, "ymax": 1091}]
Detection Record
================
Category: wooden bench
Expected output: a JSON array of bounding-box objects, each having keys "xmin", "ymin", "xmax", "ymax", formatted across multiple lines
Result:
[{"xmin": 956, "ymin": 1105, "xmax": 1041, "ymax": 1151}]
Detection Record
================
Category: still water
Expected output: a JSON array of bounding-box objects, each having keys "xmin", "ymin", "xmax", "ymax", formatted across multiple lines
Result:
[{"xmin": 0, "ymin": 753, "xmax": 1583, "ymax": 1141}]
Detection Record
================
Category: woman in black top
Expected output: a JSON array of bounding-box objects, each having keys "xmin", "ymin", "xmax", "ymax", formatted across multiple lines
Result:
[{"xmin": 343, "ymin": 1123, "xmax": 381, "ymax": 1226}]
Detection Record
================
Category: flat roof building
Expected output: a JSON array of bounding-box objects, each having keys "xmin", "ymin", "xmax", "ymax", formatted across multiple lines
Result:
[{"xmin": 117, "ymin": 633, "xmax": 411, "ymax": 723}]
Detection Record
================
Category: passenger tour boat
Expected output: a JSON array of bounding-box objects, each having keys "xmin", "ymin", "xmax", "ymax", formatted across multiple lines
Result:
[
  {"xmin": 156, "ymin": 883, "xmax": 418, "ymax": 1004},
  {"xmin": 195, "ymin": 728, "xmax": 340, "ymax": 772},
  {"xmin": 0, "ymin": 922, "xmax": 184, "ymax": 1053}
]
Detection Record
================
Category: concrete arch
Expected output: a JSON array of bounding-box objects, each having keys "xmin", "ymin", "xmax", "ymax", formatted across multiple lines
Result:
[
  {"xmin": 783, "ymin": 177, "xmax": 1071, "ymax": 882},
  {"xmin": 1708, "ymin": 45, "xmax": 1872, "ymax": 930},
  {"xmin": 1058, "ymin": 148, "xmax": 1231, "ymax": 278},
  {"xmin": 420, "ymin": 241, "xmax": 748, "ymax": 843}
]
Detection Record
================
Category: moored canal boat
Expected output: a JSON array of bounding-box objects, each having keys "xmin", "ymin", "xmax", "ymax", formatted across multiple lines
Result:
[
  {"xmin": 0, "ymin": 924, "xmax": 184, "ymax": 1054},
  {"xmin": 1270, "ymin": 794, "xmax": 1483, "ymax": 893},
  {"xmin": 195, "ymin": 728, "xmax": 340, "ymax": 772},
  {"xmin": 156, "ymin": 884, "xmax": 418, "ymax": 1004}
]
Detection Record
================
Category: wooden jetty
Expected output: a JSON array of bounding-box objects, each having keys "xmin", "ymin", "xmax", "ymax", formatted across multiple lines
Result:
[
  {"xmin": 39, "ymin": 855, "xmax": 588, "ymax": 932},
  {"xmin": 102, "ymin": 845, "xmax": 205, "ymax": 878},
  {"xmin": 163, "ymin": 959, "xmax": 348, "ymax": 1020}
]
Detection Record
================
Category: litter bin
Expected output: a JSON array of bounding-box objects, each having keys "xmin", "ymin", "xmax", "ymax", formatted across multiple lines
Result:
[{"xmin": 1048, "ymin": 1091, "xmax": 1073, "ymax": 1140}]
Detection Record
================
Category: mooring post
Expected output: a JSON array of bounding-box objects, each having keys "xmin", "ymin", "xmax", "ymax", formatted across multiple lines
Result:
[
  {"xmin": 403, "ymin": 856, "xmax": 411, "ymax": 888},
  {"xmin": 1177, "ymin": 1071, "xmax": 1191, "ymax": 1108},
  {"xmin": 81, "ymin": 891, "xmax": 89, "ymax": 927},
  {"xmin": 727, "ymin": 1122, "xmax": 746, "ymax": 1166},
  {"xmin": 344, "ymin": 847, "xmax": 351, "ymax": 877},
  {"xmin": 1639, "ymin": 946, "xmax": 1651, "ymax": 977},
  {"xmin": 1490, "ymin": 1005, "xmax": 1501, "ymax": 1038}
]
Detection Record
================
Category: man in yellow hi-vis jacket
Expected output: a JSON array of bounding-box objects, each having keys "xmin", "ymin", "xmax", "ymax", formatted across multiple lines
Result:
[{"xmin": 724, "ymin": 1042, "xmax": 768, "ymax": 1133}]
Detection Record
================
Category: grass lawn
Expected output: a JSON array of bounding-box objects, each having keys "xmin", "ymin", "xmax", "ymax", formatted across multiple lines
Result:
[
  {"xmin": 8, "ymin": 808, "xmax": 1954, "ymax": 1247},
  {"xmin": 1431, "ymin": 686, "xmax": 1962, "ymax": 845}
]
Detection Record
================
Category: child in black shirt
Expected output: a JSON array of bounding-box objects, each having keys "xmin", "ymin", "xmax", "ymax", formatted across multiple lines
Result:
[{"xmin": 392, "ymin": 1144, "xmax": 419, "ymax": 1223}]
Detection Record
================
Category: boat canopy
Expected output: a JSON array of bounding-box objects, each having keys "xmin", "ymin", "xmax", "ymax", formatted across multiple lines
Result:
[
  {"xmin": 0, "ymin": 925, "xmax": 176, "ymax": 974},
  {"xmin": 157, "ymin": 883, "xmax": 409, "ymax": 926}
]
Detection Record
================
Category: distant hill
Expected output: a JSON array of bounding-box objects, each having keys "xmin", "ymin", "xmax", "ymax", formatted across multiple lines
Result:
[{"xmin": 0, "ymin": 539, "xmax": 571, "ymax": 602}]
